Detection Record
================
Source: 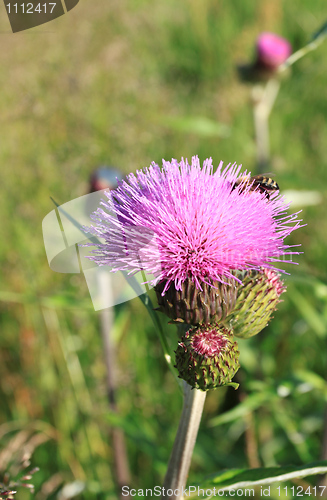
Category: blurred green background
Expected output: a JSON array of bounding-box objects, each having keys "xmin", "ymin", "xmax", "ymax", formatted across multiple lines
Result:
[{"xmin": 0, "ymin": 0, "xmax": 327, "ymax": 498}]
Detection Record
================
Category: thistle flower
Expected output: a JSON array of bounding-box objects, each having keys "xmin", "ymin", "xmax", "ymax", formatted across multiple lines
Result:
[
  {"xmin": 238, "ymin": 32, "xmax": 292, "ymax": 82},
  {"xmin": 175, "ymin": 324, "xmax": 240, "ymax": 390},
  {"xmin": 83, "ymin": 156, "xmax": 301, "ymax": 308},
  {"xmin": 256, "ymin": 32, "xmax": 292, "ymax": 70}
]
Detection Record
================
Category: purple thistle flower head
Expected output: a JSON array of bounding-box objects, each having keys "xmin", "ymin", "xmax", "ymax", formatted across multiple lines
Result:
[
  {"xmin": 83, "ymin": 156, "xmax": 301, "ymax": 295},
  {"xmin": 256, "ymin": 32, "xmax": 292, "ymax": 69}
]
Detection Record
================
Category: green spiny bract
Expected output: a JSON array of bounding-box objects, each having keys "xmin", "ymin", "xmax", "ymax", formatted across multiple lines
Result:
[
  {"xmin": 175, "ymin": 324, "xmax": 240, "ymax": 391},
  {"xmin": 224, "ymin": 269, "xmax": 285, "ymax": 339}
]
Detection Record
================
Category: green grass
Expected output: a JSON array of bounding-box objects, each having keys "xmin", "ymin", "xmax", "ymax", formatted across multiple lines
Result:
[{"xmin": 0, "ymin": 0, "xmax": 327, "ymax": 498}]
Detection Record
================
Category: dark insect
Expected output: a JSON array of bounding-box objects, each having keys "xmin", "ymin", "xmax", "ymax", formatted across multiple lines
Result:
[{"xmin": 231, "ymin": 174, "xmax": 279, "ymax": 200}]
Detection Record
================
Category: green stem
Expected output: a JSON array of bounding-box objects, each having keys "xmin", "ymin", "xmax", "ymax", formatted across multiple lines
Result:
[
  {"xmin": 140, "ymin": 270, "xmax": 182, "ymax": 390},
  {"xmin": 279, "ymin": 38, "xmax": 325, "ymax": 73},
  {"xmin": 161, "ymin": 382, "xmax": 207, "ymax": 499}
]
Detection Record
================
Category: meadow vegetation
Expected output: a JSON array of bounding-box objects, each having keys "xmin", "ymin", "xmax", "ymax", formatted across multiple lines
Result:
[{"xmin": 0, "ymin": 0, "xmax": 327, "ymax": 498}]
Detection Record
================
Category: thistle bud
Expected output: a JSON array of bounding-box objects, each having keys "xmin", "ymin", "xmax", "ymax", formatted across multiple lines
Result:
[
  {"xmin": 225, "ymin": 269, "xmax": 285, "ymax": 339},
  {"xmin": 175, "ymin": 324, "xmax": 240, "ymax": 391},
  {"xmin": 256, "ymin": 32, "xmax": 292, "ymax": 70},
  {"xmin": 238, "ymin": 32, "xmax": 292, "ymax": 83},
  {"xmin": 155, "ymin": 278, "xmax": 238, "ymax": 326}
]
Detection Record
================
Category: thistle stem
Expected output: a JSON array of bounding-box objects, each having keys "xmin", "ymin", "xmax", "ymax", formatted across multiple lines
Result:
[
  {"xmin": 97, "ymin": 270, "xmax": 131, "ymax": 499},
  {"xmin": 251, "ymin": 79, "xmax": 280, "ymax": 172},
  {"xmin": 278, "ymin": 35, "xmax": 326, "ymax": 73},
  {"xmin": 162, "ymin": 382, "xmax": 207, "ymax": 499}
]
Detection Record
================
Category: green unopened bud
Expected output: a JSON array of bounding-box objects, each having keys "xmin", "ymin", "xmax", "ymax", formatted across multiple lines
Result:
[
  {"xmin": 225, "ymin": 269, "xmax": 285, "ymax": 339},
  {"xmin": 155, "ymin": 278, "xmax": 238, "ymax": 326},
  {"xmin": 175, "ymin": 324, "xmax": 240, "ymax": 391}
]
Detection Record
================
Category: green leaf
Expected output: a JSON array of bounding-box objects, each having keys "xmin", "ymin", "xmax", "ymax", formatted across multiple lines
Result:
[
  {"xmin": 288, "ymin": 287, "xmax": 327, "ymax": 337},
  {"xmin": 164, "ymin": 116, "xmax": 230, "ymax": 138},
  {"xmin": 294, "ymin": 369, "xmax": 327, "ymax": 395},
  {"xmin": 192, "ymin": 461, "xmax": 327, "ymax": 495},
  {"xmin": 225, "ymin": 382, "xmax": 239, "ymax": 390},
  {"xmin": 138, "ymin": 272, "xmax": 182, "ymax": 391},
  {"xmin": 271, "ymin": 400, "xmax": 311, "ymax": 463},
  {"xmin": 209, "ymin": 390, "xmax": 274, "ymax": 427},
  {"xmin": 41, "ymin": 293, "xmax": 93, "ymax": 309}
]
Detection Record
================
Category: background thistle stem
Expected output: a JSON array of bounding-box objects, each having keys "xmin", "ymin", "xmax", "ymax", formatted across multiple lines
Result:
[
  {"xmin": 251, "ymin": 79, "xmax": 280, "ymax": 172},
  {"xmin": 97, "ymin": 271, "xmax": 131, "ymax": 499},
  {"xmin": 162, "ymin": 382, "xmax": 206, "ymax": 499}
]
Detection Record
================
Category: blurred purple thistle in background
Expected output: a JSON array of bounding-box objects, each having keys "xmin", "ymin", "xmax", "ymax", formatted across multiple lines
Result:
[
  {"xmin": 89, "ymin": 166, "xmax": 123, "ymax": 193},
  {"xmin": 237, "ymin": 31, "xmax": 292, "ymax": 87},
  {"xmin": 237, "ymin": 32, "xmax": 292, "ymax": 170},
  {"xmin": 256, "ymin": 32, "xmax": 292, "ymax": 70}
]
